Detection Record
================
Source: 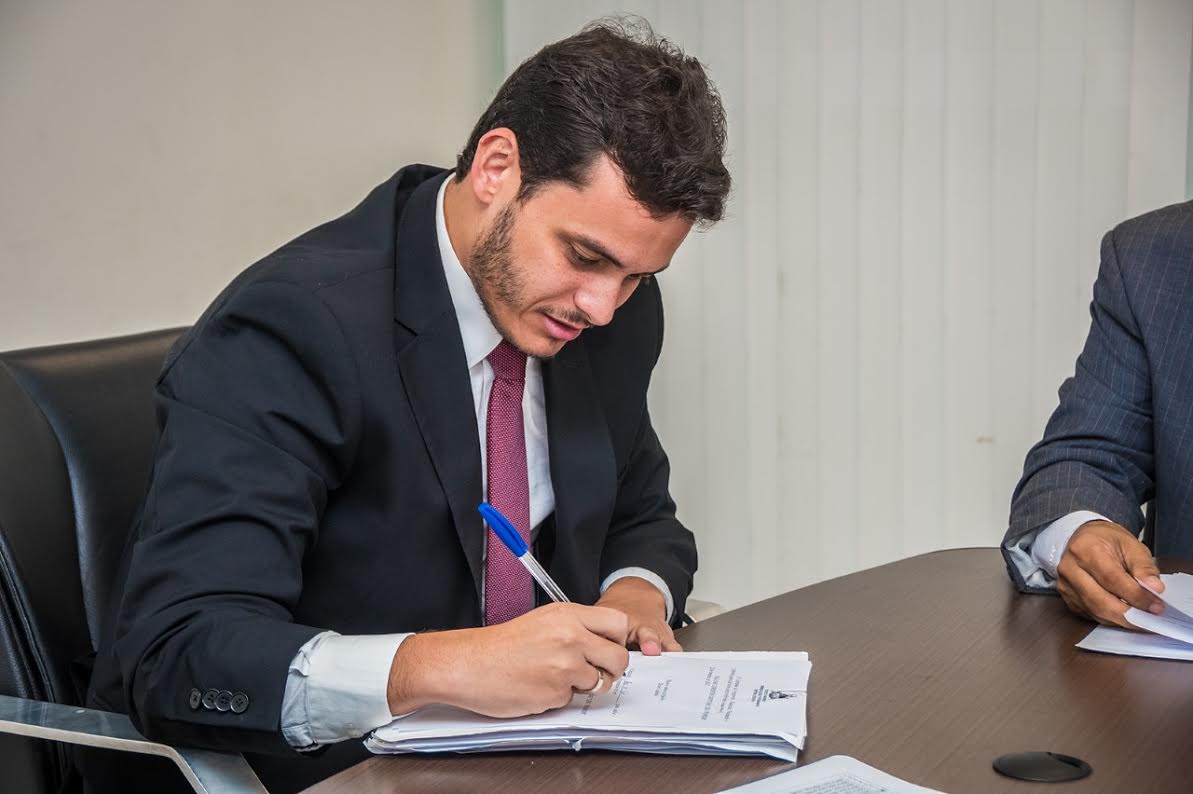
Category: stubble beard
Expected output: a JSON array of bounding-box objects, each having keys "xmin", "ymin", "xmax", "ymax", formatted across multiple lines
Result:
[{"xmin": 466, "ymin": 203, "xmax": 543, "ymax": 359}]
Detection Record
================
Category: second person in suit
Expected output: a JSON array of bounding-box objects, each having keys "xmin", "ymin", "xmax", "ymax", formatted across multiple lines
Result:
[{"xmin": 1002, "ymin": 200, "xmax": 1193, "ymax": 627}]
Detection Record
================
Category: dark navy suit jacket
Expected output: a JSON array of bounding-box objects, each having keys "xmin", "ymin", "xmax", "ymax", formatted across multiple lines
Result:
[
  {"xmin": 84, "ymin": 166, "xmax": 697, "ymax": 792},
  {"xmin": 1004, "ymin": 200, "xmax": 1193, "ymax": 592}
]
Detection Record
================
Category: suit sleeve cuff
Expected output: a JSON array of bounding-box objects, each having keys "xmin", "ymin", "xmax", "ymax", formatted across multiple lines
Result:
[
  {"xmin": 1004, "ymin": 510, "xmax": 1109, "ymax": 590},
  {"xmin": 600, "ymin": 567, "xmax": 674, "ymax": 623},
  {"xmin": 281, "ymin": 631, "xmax": 409, "ymax": 751}
]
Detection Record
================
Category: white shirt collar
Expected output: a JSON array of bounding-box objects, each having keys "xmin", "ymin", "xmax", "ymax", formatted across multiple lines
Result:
[{"xmin": 436, "ymin": 174, "xmax": 502, "ymax": 370}]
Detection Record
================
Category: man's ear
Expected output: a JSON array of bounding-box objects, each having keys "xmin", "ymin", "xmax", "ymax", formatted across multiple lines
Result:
[{"xmin": 466, "ymin": 128, "xmax": 522, "ymax": 209}]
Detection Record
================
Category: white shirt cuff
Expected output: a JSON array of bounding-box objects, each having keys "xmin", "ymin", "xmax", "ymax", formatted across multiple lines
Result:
[
  {"xmin": 281, "ymin": 631, "xmax": 409, "ymax": 750},
  {"xmin": 600, "ymin": 567, "xmax": 675, "ymax": 623},
  {"xmin": 1004, "ymin": 510, "xmax": 1109, "ymax": 589}
]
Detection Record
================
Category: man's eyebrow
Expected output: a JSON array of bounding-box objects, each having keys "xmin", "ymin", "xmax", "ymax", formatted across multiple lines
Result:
[{"xmin": 568, "ymin": 233, "xmax": 670, "ymax": 276}]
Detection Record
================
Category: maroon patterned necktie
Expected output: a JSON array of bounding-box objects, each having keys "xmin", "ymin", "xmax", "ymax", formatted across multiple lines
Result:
[{"xmin": 483, "ymin": 340, "xmax": 533, "ymax": 625}]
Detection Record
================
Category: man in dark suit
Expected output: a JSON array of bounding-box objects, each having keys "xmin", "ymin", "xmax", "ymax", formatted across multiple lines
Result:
[
  {"xmin": 1002, "ymin": 200, "xmax": 1193, "ymax": 626},
  {"xmin": 83, "ymin": 21, "xmax": 730, "ymax": 792}
]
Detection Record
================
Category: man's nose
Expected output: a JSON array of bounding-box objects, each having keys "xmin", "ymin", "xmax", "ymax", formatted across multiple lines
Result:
[{"xmin": 574, "ymin": 276, "xmax": 621, "ymax": 327}]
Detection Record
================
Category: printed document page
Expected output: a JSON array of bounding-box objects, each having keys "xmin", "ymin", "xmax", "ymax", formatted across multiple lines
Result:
[
  {"xmin": 368, "ymin": 651, "xmax": 810, "ymax": 761},
  {"xmin": 716, "ymin": 755, "xmax": 946, "ymax": 793}
]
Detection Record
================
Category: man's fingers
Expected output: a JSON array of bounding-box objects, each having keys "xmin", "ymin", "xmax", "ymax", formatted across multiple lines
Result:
[
  {"xmin": 572, "ymin": 665, "xmax": 612, "ymax": 695},
  {"xmin": 573, "ymin": 605, "xmax": 630, "ymax": 645},
  {"xmin": 1087, "ymin": 555, "xmax": 1164, "ymax": 614},
  {"xmin": 1065, "ymin": 565, "xmax": 1133, "ymax": 628},
  {"xmin": 636, "ymin": 626, "xmax": 663, "ymax": 656},
  {"xmin": 1122, "ymin": 542, "xmax": 1164, "ymax": 596},
  {"xmin": 633, "ymin": 622, "xmax": 684, "ymax": 654},
  {"xmin": 1055, "ymin": 577, "xmax": 1080, "ymax": 613},
  {"xmin": 1068, "ymin": 527, "xmax": 1165, "ymax": 614},
  {"xmin": 580, "ymin": 634, "xmax": 631, "ymax": 680},
  {"xmin": 1057, "ymin": 578, "xmax": 1095, "ymax": 622}
]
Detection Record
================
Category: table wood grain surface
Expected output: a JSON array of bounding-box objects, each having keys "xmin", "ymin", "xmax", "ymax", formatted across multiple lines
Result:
[{"xmin": 303, "ymin": 548, "xmax": 1193, "ymax": 794}]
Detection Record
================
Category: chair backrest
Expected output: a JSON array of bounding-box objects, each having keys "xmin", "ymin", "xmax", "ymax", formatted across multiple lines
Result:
[{"xmin": 0, "ymin": 328, "xmax": 184, "ymax": 791}]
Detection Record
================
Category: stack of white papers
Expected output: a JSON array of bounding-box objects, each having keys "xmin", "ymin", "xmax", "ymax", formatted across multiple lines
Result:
[
  {"xmin": 367, "ymin": 651, "xmax": 810, "ymax": 762},
  {"xmin": 1077, "ymin": 572, "xmax": 1193, "ymax": 660}
]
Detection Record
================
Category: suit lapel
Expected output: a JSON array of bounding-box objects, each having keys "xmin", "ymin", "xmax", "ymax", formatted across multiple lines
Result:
[
  {"xmin": 391, "ymin": 171, "xmax": 486, "ymax": 600},
  {"xmin": 389, "ymin": 169, "xmax": 619, "ymax": 604},
  {"xmin": 543, "ymin": 338, "xmax": 617, "ymax": 600}
]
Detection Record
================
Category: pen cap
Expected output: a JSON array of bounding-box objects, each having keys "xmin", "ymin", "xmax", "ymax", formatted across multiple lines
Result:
[{"xmin": 478, "ymin": 502, "xmax": 528, "ymax": 557}]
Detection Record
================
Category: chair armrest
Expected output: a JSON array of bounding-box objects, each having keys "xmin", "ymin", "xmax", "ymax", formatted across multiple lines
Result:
[{"xmin": 0, "ymin": 694, "xmax": 267, "ymax": 794}]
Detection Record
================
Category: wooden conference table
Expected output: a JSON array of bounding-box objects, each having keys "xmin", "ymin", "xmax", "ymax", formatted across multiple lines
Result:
[{"xmin": 305, "ymin": 548, "xmax": 1193, "ymax": 793}]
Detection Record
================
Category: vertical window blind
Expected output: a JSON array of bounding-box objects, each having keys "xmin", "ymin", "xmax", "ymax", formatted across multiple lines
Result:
[{"xmin": 503, "ymin": 0, "xmax": 1193, "ymax": 609}]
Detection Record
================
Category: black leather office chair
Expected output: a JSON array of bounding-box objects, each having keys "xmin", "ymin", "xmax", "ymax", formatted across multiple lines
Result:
[{"xmin": 0, "ymin": 329, "xmax": 265, "ymax": 793}]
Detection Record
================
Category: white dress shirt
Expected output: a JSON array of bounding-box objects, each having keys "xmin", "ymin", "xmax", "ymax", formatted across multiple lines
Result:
[
  {"xmin": 1003, "ymin": 510, "xmax": 1110, "ymax": 589},
  {"xmin": 280, "ymin": 175, "xmax": 674, "ymax": 750}
]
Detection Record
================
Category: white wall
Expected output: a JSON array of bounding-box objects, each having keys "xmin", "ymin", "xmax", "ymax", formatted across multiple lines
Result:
[
  {"xmin": 0, "ymin": 0, "xmax": 501, "ymax": 349},
  {"xmin": 504, "ymin": 0, "xmax": 1193, "ymax": 610},
  {"xmin": 6, "ymin": 1, "xmax": 1193, "ymax": 614}
]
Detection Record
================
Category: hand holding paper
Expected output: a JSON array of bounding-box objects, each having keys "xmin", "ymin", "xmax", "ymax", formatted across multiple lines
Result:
[
  {"xmin": 1077, "ymin": 573, "xmax": 1193, "ymax": 660},
  {"xmin": 1057, "ymin": 520, "xmax": 1164, "ymax": 628},
  {"xmin": 1123, "ymin": 572, "xmax": 1193, "ymax": 642}
]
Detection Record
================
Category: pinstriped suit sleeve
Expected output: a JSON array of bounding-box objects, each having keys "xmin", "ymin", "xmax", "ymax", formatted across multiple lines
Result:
[{"xmin": 1002, "ymin": 226, "xmax": 1155, "ymax": 593}]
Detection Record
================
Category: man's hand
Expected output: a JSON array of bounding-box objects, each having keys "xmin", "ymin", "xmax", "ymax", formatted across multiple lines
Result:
[
  {"xmin": 1056, "ymin": 519, "xmax": 1165, "ymax": 627},
  {"xmin": 386, "ymin": 603, "xmax": 630, "ymax": 718},
  {"xmin": 595, "ymin": 576, "xmax": 681, "ymax": 656}
]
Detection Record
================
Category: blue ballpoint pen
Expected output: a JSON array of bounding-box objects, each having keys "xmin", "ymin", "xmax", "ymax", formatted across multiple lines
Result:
[{"xmin": 478, "ymin": 502, "xmax": 570, "ymax": 603}]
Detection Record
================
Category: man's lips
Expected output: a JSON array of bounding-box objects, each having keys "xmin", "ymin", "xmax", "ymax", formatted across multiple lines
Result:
[{"xmin": 542, "ymin": 313, "xmax": 585, "ymax": 341}]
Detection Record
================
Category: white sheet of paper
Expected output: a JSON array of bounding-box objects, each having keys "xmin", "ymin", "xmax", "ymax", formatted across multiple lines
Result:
[
  {"xmin": 1125, "ymin": 573, "xmax": 1193, "ymax": 643},
  {"xmin": 716, "ymin": 755, "xmax": 946, "ymax": 793},
  {"xmin": 1122, "ymin": 608, "xmax": 1193, "ymax": 644},
  {"xmin": 1077, "ymin": 625, "xmax": 1193, "ymax": 661},
  {"xmin": 367, "ymin": 651, "xmax": 810, "ymax": 762},
  {"xmin": 1140, "ymin": 572, "xmax": 1193, "ymax": 621}
]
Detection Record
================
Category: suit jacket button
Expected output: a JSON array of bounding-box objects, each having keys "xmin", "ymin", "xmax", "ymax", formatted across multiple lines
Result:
[
  {"xmin": 230, "ymin": 693, "xmax": 249, "ymax": 714},
  {"xmin": 215, "ymin": 690, "xmax": 233, "ymax": 712},
  {"xmin": 188, "ymin": 689, "xmax": 201, "ymax": 710},
  {"xmin": 201, "ymin": 689, "xmax": 219, "ymax": 710}
]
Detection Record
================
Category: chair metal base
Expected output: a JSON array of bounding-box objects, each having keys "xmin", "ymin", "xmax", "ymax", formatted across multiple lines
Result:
[{"xmin": 0, "ymin": 694, "xmax": 266, "ymax": 793}]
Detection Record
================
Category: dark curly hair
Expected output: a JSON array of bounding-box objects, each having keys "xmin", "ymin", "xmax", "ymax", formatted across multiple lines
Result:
[{"xmin": 455, "ymin": 17, "xmax": 730, "ymax": 226}]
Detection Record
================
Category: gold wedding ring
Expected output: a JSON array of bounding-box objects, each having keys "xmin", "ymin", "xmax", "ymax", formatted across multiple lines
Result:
[{"xmin": 579, "ymin": 669, "xmax": 605, "ymax": 694}]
